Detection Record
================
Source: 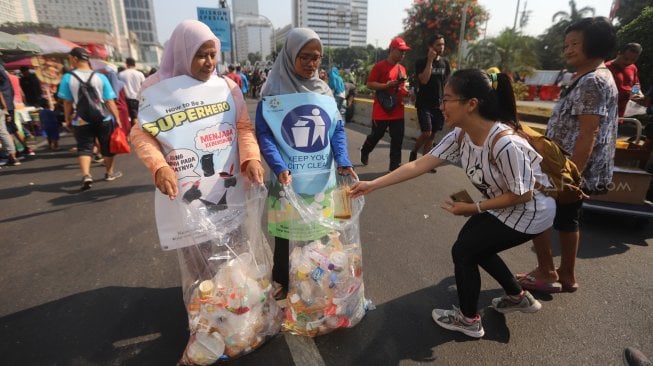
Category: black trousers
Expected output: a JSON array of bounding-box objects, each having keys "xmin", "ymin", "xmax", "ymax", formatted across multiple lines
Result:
[
  {"xmin": 361, "ymin": 119, "xmax": 404, "ymax": 170},
  {"xmin": 272, "ymin": 237, "xmax": 289, "ymax": 290},
  {"xmin": 452, "ymin": 212, "xmax": 537, "ymax": 318}
]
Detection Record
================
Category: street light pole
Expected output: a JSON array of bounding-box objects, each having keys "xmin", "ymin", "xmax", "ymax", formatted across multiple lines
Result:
[
  {"xmin": 327, "ymin": 12, "xmax": 331, "ymax": 66},
  {"xmin": 457, "ymin": 1, "xmax": 468, "ymax": 69}
]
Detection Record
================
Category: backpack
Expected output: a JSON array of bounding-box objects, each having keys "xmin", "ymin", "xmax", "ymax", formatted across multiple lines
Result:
[
  {"xmin": 458, "ymin": 124, "xmax": 587, "ymax": 204},
  {"xmin": 69, "ymin": 71, "xmax": 108, "ymax": 123}
]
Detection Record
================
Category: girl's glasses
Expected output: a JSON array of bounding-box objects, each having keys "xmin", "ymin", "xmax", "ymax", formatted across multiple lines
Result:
[
  {"xmin": 440, "ymin": 98, "xmax": 467, "ymax": 106},
  {"xmin": 298, "ymin": 54, "xmax": 323, "ymax": 65}
]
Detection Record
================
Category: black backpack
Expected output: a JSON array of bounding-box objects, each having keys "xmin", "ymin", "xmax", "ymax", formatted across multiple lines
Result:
[{"xmin": 69, "ymin": 71, "xmax": 108, "ymax": 123}]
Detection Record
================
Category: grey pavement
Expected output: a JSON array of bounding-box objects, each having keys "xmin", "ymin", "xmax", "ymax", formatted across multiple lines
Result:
[{"xmin": 1, "ymin": 98, "xmax": 652, "ymax": 365}]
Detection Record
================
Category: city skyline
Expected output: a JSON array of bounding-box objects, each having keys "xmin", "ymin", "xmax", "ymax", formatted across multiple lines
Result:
[{"xmin": 155, "ymin": 0, "xmax": 613, "ymax": 50}]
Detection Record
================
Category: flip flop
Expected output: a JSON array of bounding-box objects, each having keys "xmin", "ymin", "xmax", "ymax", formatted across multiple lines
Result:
[
  {"xmin": 517, "ymin": 274, "xmax": 563, "ymax": 293},
  {"xmin": 561, "ymin": 282, "xmax": 579, "ymax": 293},
  {"xmin": 555, "ymin": 268, "xmax": 579, "ymax": 293}
]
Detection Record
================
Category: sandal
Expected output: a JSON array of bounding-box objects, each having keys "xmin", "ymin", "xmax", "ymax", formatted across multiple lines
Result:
[
  {"xmin": 555, "ymin": 268, "xmax": 579, "ymax": 293},
  {"xmin": 516, "ymin": 273, "xmax": 563, "ymax": 293},
  {"xmin": 561, "ymin": 282, "xmax": 579, "ymax": 293}
]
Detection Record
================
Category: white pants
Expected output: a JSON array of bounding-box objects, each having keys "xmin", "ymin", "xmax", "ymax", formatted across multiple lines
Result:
[{"xmin": 0, "ymin": 111, "xmax": 16, "ymax": 155}]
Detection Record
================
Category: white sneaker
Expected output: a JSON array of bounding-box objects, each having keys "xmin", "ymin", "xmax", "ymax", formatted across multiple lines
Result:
[
  {"xmin": 432, "ymin": 306, "xmax": 485, "ymax": 338},
  {"xmin": 492, "ymin": 291, "xmax": 542, "ymax": 314},
  {"xmin": 104, "ymin": 171, "xmax": 123, "ymax": 181}
]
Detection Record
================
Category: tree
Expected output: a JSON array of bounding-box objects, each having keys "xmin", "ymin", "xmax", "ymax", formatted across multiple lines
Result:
[
  {"xmin": 536, "ymin": 0, "xmax": 595, "ymax": 70},
  {"xmin": 331, "ymin": 46, "xmax": 370, "ymax": 70},
  {"xmin": 536, "ymin": 22, "xmax": 567, "ymax": 70},
  {"xmin": 613, "ymin": 0, "xmax": 653, "ymax": 27},
  {"xmin": 465, "ymin": 39, "xmax": 501, "ymax": 69},
  {"xmin": 617, "ymin": 6, "xmax": 653, "ymax": 88},
  {"xmin": 466, "ymin": 28, "xmax": 539, "ymax": 76},
  {"xmin": 551, "ymin": 0, "xmax": 595, "ymax": 28},
  {"xmin": 401, "ymin": 0, "xmax": 488, "ymax": 74},
  {"xmin": 247, "ymin": 52, "xmax": 262, "ymax": 65}
]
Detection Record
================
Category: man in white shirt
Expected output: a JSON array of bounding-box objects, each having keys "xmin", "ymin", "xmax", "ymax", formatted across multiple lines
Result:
[{"xmin": 118, "ymin": 57, "xmax": 145, "ymax": 126}]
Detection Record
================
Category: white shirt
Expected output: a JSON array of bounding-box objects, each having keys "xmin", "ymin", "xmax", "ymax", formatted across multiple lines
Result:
[
  {"xmin": 431, "ymin": 123, "xmax": 556, "ymax": 234},
  {"xmin": 118, "ymin": 67, "xmax": 145, "ymax": 99}
]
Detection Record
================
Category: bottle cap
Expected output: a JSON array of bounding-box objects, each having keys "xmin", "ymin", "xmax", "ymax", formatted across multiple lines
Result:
[{"xmin": 199, "ymin": 280, "xmax": 214, "ymax": 298}]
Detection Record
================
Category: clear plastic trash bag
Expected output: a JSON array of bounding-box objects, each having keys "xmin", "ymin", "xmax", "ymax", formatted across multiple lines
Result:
[
  {"xmin": 177, "ymin": 183, "xmax": 283, "ymax": 365},
  {"xmin": 280, "ymin": 172, "xmax": 373, "ymax": 337}
]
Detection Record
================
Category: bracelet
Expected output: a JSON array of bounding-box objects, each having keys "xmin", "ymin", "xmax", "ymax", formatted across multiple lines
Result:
[{"xmin": 476, "ymin": 201, "xmax": 484, "ymax": 213}]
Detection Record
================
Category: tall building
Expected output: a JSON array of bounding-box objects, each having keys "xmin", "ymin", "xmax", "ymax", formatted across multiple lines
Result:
[
  {"xmin": 232, "ymin": 0, "xmax": 274, "ymax": 64},
  {"xmin": 292, "ymin": 0, "xmax": 368, "ymax": 49},
  {"xmin": 0, "ymin": 0, "xmax": 38, "ymax": 24},
  {"xmin": 123, "ymin": 0, "xmax": 161, "ymax": 65},
  {"xmin": 33, "ymin": 0, "xmax": 131, "ymax": 60}
]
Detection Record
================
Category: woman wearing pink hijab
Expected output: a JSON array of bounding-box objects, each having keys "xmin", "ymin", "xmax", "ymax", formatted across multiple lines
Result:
[
  {"xmin": 131, "ymin": 19, "xmax": 263, "ymax": 191},
  {"xmin": 130, "ymin": 20, "xmax": 278, "ymax": 364}
]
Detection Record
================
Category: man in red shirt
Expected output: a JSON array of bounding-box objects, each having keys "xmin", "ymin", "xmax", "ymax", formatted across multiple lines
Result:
[
  {"xmin": 361, "ymin": 37, "xmax": 410, "ymax": 172},
  {"xmin": 225, "ymin": 64, "xmax": 242, "ymax": 90},
  {"xmin": 606, "ymin": 42, "xmax": 643, "ymax": 117}
]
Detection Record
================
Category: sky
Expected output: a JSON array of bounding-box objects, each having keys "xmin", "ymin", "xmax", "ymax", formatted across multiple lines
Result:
[{"xmin": 153, "ymin": 0, "xmax": 614, "ymax": 48}]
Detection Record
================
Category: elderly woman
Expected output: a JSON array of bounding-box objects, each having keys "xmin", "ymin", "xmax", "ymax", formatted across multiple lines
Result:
[
  {"xmin": 131, "ymin": 20, "xmax": 263, "ymax": 202},
  {"xmin": 517, "ymin": 17, "xmax": 618, "ymax": 293},
  {"xmin": 130, "ymin": 20, "xmax": 274, "ymax": 363}
]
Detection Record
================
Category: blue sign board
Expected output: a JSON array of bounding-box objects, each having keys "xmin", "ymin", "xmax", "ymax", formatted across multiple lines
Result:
[{"xmin": 197, "ymin": 7, "xmax": 231, "ymax": 52}]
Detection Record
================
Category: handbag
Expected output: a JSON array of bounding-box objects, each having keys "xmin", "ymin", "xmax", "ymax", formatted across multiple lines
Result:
[
  {"xmin": 376, "ymin": 90, "xmax": 397, "ymax": 112},
  {"xmin": 110, "ymin": 126, "xmax": 131, "ymax": 154}
]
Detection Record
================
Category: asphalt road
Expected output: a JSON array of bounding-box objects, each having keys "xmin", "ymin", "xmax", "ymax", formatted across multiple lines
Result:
[{"xmin": 1, "ymin": 98, "xmax": 652, "ymax": 366}]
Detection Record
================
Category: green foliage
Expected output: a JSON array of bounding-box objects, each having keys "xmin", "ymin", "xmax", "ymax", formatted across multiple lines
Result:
[
  {"xmin": 330, "ymin": 46, "xmax": 372, "ymax": 70},
  {"xmin": 617, "ymin": 6, "xmax": 653, "ymax": 88},
  {"xmin": 512, "ymin": 81, "xmax": 530, "ymax": 101},
  {"xmin": 247, "ymin": 52, "xmax": 261, "ymax": 65},
  {"xmin": 536, "ymin": 22, "xmax": 567, "ymax": 70},
  {"xmin": 536, "ymin": 0, "xmax": 595, "ymax": 70},
  {"xmin": 551, "ymin": 0, "xmax": 595, "ymax": 28},
  {"xmin": 466, "ymin": 28, "xmax": 539, "ymax": 76},
  {"xmin": 465, "ymin": 39, "xmax": 500, "ymax": 68},
  {"xmin": 614, "ymin": 0, "xmax": 653, "ymax": 26},
  {"xmin": 401, "ymin": 0, "xmax": 489, "ymax": 75},
  {"xmin": 356, "ymin": 84, "xmax": 372, "ymax": 97}
]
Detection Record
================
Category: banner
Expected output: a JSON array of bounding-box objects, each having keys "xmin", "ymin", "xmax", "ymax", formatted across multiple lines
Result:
[
  {"xmin": 138, "ymin": 75, "xmax": 242, "ymax": 250},
  {"xmin": 197, "ymin": 7, "xmax": 232, "ymax": 52}
]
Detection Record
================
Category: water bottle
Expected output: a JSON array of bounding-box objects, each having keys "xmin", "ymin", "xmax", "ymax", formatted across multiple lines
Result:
[{"xmin": 632, "ymin": 83, "xmax": 641, "ymax": 95}]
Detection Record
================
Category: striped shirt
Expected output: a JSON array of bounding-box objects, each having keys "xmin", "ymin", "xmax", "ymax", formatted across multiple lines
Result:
[{"xmin": 431, "ymin": 122, "xmax": 555, "ymax": 234}]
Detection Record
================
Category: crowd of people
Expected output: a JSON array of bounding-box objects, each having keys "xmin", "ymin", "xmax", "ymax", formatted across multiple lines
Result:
[
  {"xmin": 0, "ymin": 49, "xmax": 149, "ymax": 187},
  {"xmin": 2, "ymin": 13, "xmax": 651, "ymax": 364},
  {"xmin": 127, "ymin": 13, "xmax": 641, "ymax": 343}
]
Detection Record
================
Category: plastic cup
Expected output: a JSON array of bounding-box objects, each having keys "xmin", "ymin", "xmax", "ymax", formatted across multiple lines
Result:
[{"xmin": 333, "ymin": 186, "xmax": 352, "ymax": 219}]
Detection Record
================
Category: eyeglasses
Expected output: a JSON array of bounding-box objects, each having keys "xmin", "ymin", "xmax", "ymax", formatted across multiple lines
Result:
[
  {"xmin": 440, "ymin": 98, "xmax": 467, "ymax": 106},
  {"xmin": 297, "ymin": 54, "xmax": 323, "ymax": 65}
]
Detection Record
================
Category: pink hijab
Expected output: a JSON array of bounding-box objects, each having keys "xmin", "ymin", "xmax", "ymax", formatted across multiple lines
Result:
[{"xmin": 141, "ymin": 20, "xmax": 220, "ymax": 91}]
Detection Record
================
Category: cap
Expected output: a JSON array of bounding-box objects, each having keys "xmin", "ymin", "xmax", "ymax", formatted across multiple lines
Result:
[
  {"xmin": 389, "ymin": 37, "xmax": 411, "ymax": 51},
  {"xmin": 198, "ymin": 280, "xmax": 214, "ymax": 299},
  {"xmin": 70, "ymin": 47, "xmax": 89, "ymax": 61}
]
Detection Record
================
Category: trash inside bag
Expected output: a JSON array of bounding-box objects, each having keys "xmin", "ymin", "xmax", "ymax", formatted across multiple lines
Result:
[
  {"xmin": 280, "ymin": 174, "xmax": 372, "ymax": 337},
  {"xmin": 177, "ymin": 184, "xmax": 283, "ymax": 365}
]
